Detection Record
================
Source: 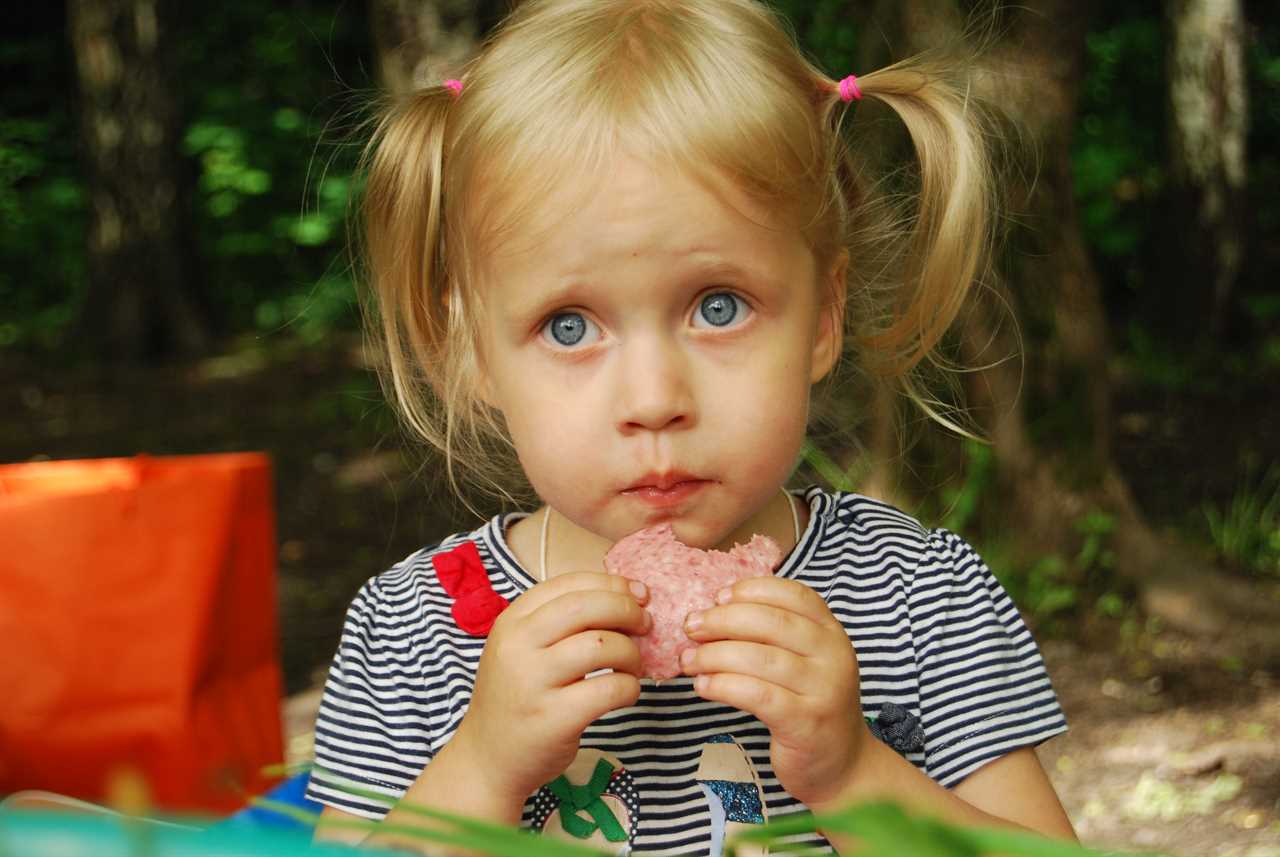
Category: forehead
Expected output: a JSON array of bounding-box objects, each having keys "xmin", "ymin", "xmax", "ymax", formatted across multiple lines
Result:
[{"xmin": 471, "ymin": 154, "xmax": 812, "ymax": 281}]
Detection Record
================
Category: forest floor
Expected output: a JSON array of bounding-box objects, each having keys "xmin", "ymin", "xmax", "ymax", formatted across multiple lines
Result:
[{"xmin": 5, "ymin": 335, "xmax": 1279, "ymax": 855}]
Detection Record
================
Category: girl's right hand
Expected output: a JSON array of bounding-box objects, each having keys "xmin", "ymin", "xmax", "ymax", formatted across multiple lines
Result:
[{"xmin": 450, "ymin": 572, "xmax": 651, "ymax": 805}]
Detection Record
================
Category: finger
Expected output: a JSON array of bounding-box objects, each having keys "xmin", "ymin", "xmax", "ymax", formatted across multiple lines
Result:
[
  {"xmin": 681, "ymin": 640, "xmax": 810, "ymax": 694},
  {"xmin": 525, "ymin": 589, "xmax": 652, "ymax": 647},
  {"xmin": 685, "ymin": 601, "xmax": 825, "ymax": 656},
  {"xmin": 693, "ymin": 672, "xmax": 801, "ymax": 728},
  {"xmin": 545, "ymin": 629, "xmax": 644, "ymax": 685},
  {"xmin": 716, "ymin": 577, "xmax": 841, "ymax": 630},
  {"xmin": 511, "ymin": 570, "xmax": 649, "ymax": 616},
  {"xmin": 559, "ymin": 671, "xmax": 643, "ymax": 726}
]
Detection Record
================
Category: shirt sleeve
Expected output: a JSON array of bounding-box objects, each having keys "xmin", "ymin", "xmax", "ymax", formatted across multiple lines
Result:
[
  {"xmin": 909, "ymin": 529, "xmax": 1067, "ymax": 788},
  {"xmin": 304, "ymin": 576, "xmax": 435, "ymax": 819}
]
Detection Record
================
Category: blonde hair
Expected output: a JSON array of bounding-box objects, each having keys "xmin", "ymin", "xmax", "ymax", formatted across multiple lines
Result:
[{"xmin": 355, "ymin": 0, "xmax": 996, "ymax": 505}]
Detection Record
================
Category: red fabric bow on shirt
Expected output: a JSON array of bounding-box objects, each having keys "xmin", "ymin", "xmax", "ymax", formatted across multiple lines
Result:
[{"xmin": 431, "ymin": 540, "xmax": 509, "ymax": 635}]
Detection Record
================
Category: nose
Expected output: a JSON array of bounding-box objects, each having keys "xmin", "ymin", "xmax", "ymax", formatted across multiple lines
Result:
[{"xmin": 614, "ymin": 335, "xmax": 696, "ymax": 434}]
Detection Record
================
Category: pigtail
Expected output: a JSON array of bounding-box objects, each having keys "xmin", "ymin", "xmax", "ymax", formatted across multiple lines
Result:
[
  {"xmin": 356, "ymin": 85, "xmax": 457, "ymax": 467},
  {"xmin": 843, "ymin": 62, "xmax": 996, "ymax": 376},
  {"xmin": 824, "ymin": 59, "xmax": 999, "ymax": 438}
]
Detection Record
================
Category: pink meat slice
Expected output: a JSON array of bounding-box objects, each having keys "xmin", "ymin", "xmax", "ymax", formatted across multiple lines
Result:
[{"xmin": 604, "ymin": 523, "xmax": 783, "ymax": 681}]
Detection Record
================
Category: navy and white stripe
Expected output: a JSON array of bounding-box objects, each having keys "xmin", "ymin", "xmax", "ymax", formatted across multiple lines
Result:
[{"xmin": 306, "ymin": 488, "xmax": 1067, "ymax": 853}]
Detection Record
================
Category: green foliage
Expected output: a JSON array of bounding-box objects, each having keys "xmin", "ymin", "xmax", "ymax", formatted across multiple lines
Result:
[
  {"xmin": 0, "ymin": 111, "xmax": 86, "ymax": 351},
  {"xmin": 940, "ymin": 440, "xmax": 994, "ymax": 533},
  {"xmin": 801, "ymin": 438, "xmax": 1132, "ymax": 631},
  {"xmin": 5, "ymin": 0, "xmax": 1278, "ymax": 369},
  {"xmin": 1249, "ymin": 18, "xmax": 1280, "ymax": 245},
  {"xmin": 1203, "ymin": 459, "xmax": 1280, "ymax": 577},
  {"xmin": 1243, "ymin": 296, "xmax": 1280, "ymax": 372},
  {"xmin": 0, "ymin": 3, "xmax": 369, "ymax": 358},
  {"xmin": 798, "ymin": 439, "xmax": 867, "ymax": 493},
  {"xmin": 1074, "ymin": 510, "xmax": 1117, "ymax": 576},
  {"xmin": 1072, "ymin": 15, "xmax": 1166, "ymax": 263},
  {"xmin": 987, "ymin": 549, "xmax": 1077, "ymax": 626},
  {"xmin": 1119, "ymin": 323, "xmax": 1201, "ymax": 391},
  {"xmin": 1116, "ymin": 314, "xmax": 1280, "ymax": 395},
  {"xmin": 175, "ymin": 2, "xmax": 369, "ymax": 342},
  {"xmin": 733, "ymin": 801, "xmax": 1119, "ymax": 857},
  {"xmin": 770, "ymin": 0, "xmax": 859, "ymax": 76},
  {"xmin": 1072, "ymin": 3, "xmax": 1280, "ymax": 384},
  {"xmin": 982, "ymin": 511, "xmax": 1122, "ymax": 631}
]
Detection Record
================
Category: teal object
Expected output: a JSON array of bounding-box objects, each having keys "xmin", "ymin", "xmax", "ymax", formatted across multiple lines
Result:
[{"xmin": 0, "ymin": 810, "xmax": 389, "ymax": 856}]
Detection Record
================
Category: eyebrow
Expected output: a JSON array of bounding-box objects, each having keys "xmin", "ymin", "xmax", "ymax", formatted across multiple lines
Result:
[{"xmin": 505, "ymin": 280, "xmax": 588, "ymax": 328}]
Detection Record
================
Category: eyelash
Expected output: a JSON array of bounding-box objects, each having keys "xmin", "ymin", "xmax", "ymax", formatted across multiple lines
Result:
[{"xmin": 537, "ymin": 289, "xmax": 753, "ymax": 350}]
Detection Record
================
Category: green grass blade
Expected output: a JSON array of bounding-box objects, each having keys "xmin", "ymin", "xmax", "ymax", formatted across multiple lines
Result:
[
  {"xmin": 800, "ymin": 440, "xmax": 857, "ymax": 492},
  {"xmin": 311, "ymin": 775, "xmax": 609, "ymax": 857},
  {"xmin": 966, "ymin": 827, "xmax": 1158, "ymax": 857},
  {"xmin": 725, "ymin": 801, "xmax": 1136, "ymax": 857}
]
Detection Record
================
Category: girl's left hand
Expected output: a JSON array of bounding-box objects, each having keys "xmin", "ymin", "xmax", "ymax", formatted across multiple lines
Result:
[{"xmin": 681, "ymin": 577, "xmax": 872, "ymax": 808}]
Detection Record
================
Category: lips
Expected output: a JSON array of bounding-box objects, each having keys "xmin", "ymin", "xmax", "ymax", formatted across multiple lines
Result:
[
  {"xmin": 621, "ymin": 472, "xmax": 711, "ymax": 508},
  {"xmin": 623, "ymin": 471, "xmax": 703, "ymax": 492}
]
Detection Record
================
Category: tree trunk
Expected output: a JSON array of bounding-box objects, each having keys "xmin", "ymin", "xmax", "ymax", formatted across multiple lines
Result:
[
  {"xmin": 874, "ymin": 0, "xmax": 1280, "ymax": 647},
  {"xmin": 368, "ymin": 0, "xmax": 505, "ymax": 95},
  {"xmin": 1166, "ymin": 0, "xmax": 1248, "ymax": 342},
  {"xmin": 68, "ymin": 0, "xmax": 210, "ymax": 361}
]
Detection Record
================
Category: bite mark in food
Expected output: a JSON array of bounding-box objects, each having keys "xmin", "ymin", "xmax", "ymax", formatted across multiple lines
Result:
[{"xmin": 604, "ymin": 523, "xmax": 783, "ymax": 681}]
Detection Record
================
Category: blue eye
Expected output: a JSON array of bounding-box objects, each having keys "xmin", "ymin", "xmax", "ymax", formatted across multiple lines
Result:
[
  {"xmin": 542, "ymin": 311, "xmax": 599, "ymax": 347},
  {"xmin": 694, "ymin": 292, "xmax": 747, "ymax": 328}
]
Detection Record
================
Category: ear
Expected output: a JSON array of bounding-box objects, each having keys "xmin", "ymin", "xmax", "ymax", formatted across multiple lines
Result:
[{"xmin": 810, "ymin": 249, "xmax": 848, "ymax": 384}]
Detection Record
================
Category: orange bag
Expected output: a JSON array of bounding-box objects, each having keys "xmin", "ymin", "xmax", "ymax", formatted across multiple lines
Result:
[{"xmin": 0, "ymin": 453, "xmax": 284, "ymax": 813}]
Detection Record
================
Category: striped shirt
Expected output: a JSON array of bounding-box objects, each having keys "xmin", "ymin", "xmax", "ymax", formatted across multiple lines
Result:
[{"xmin": 306, "ymin": 488, "xmax": 1067, "ymax": 853}]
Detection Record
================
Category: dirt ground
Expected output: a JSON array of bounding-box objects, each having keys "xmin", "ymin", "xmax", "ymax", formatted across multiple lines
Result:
[
  {"xmin": 1039, "ymin": 631, "xmax": 1280, "ymax": 856},
  {"xmin": 5, "ymin": 340, "xmax": 1279, "ymax": 855}
]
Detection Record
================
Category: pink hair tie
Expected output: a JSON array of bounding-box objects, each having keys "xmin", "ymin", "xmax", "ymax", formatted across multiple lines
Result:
[
  {"xmin": 837, "ymin": 74, "xmax": 862, "ymax": 102},
  {"xmin": 443, "ymin": 78, "xmax": 464, "ymax": 98}
]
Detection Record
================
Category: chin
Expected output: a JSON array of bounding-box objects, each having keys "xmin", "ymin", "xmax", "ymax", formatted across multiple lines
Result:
[{"xmin": 665, "ymin": 517, "xmax": 734, "ymax": 551}]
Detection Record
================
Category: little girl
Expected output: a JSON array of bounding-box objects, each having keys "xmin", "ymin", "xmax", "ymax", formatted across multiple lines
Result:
[{"xmin": 307, "ymin": 0, "xmax": 1077, "ymax": 853}]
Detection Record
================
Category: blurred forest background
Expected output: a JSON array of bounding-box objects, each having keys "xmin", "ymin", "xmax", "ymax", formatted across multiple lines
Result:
[{"xmin": 3, "ymin": 0, "xmax": 1279, "ymax": 852}]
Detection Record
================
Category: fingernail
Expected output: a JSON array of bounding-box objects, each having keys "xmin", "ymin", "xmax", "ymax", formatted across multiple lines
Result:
[
  {"xmin": 694, "ymin": 674, "xmax": 709, "ymax": 694},
  {"xmin": 642, "ymin": 609, "xmax": 653, "ymax": 632},
  {"xmin": 715, "ymin": 587, "xmax": 732, "ymax": 605},
  {"xmin": 685, "ymin": 611, "xmax": 703, "ymax": 632},
  {"xmin": 629, "ymin": 580, "xmax": 647, "ymax": 601},
  {"xmin": 680, "ymin": 648, "xmax": 695, "ymax": 670}
]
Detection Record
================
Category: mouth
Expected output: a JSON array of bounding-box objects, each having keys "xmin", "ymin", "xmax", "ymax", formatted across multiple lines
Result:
[{"xmin": 621, "ymin": 472, "xmax": 711, "ymax": 508}]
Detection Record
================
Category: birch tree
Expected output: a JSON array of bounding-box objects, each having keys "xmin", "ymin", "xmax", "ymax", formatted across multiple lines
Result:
[{"xmin": 1167, "ymin": 0, "xmax": 1248, "ymax": 340}]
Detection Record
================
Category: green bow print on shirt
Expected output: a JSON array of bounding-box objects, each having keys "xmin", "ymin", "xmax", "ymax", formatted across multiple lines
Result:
[{"xmin": 546, "ymin": 759, "xmax": 628, "ymax": 843}]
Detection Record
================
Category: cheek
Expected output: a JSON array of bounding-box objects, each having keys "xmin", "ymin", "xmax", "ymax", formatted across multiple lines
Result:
[
  {"xmin": 721, "ymin": 341, "xmax": 813, "ymax": 426},
  {"xmin": 501, "ymin": 392, "xmax": 602, "ymax": 494},
  {"xmin": 705, "ymin": 357, "xmax": 811, "ymax": 472}
]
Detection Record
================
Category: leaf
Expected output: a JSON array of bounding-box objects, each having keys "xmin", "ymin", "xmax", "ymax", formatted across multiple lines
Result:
[
  {"xmin": 727, "ymin": 803, "xmax": 976, "ymax": 857},
  {"xmin": 800, "ymin": 440, "xmax": 861, "ymax": 492},
  {"xmin": 313, "ymin": 775, "xmax": 610, "ymax": 857}
]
